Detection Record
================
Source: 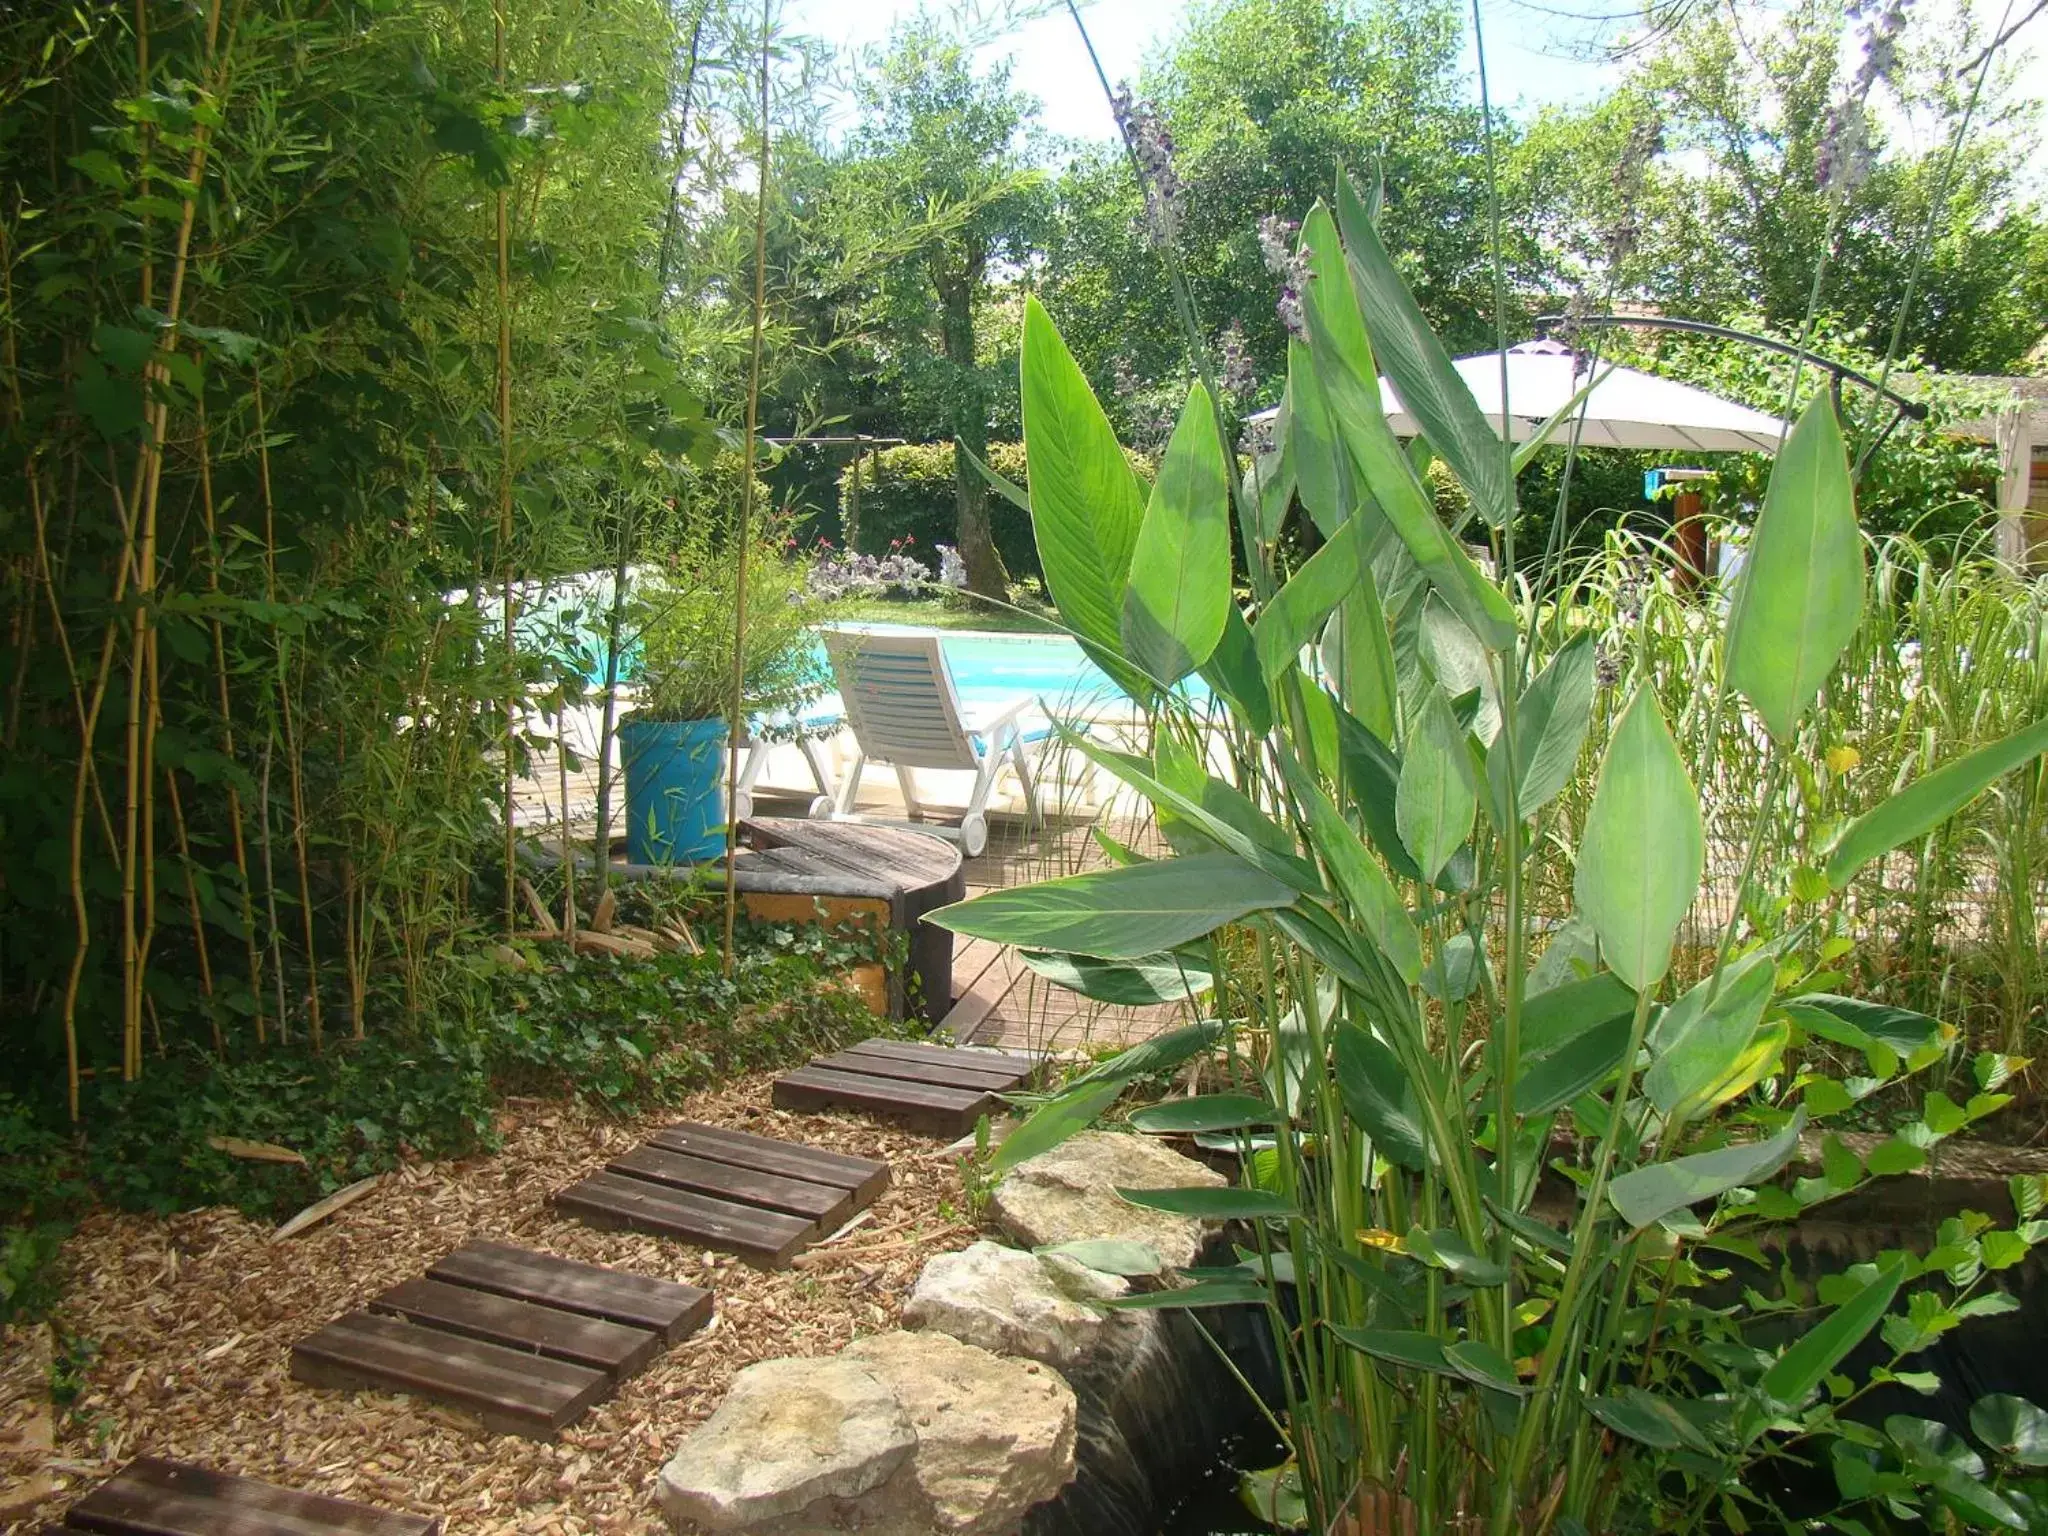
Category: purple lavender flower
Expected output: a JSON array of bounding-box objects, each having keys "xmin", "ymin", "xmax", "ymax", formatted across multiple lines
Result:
[
  {"xmin": 1217, "ymin": 322, "xmax": 1255, "ymax": 398},
  {"xmin": 1818, "ymin": 0, "xmax": 1908, "ymax": 196},
  {"xmin": 1258, "ymin": 214, "xmax": 1311, "ymax": 341},
  {"xmin": 1112, "ymin": 83, "xmax": 1182, "ymax": 247}
]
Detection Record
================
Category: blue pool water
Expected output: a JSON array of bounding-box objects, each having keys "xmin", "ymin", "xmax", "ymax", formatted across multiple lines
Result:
[{"xmin": 815, "ymin": 622, "xmax": 1131, "ymax": 717}]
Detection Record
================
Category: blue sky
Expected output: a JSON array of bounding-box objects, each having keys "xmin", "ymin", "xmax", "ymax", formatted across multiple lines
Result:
[{"xmin": 780, "ymin": 0, "xmax": 2045, "ymax": 161}]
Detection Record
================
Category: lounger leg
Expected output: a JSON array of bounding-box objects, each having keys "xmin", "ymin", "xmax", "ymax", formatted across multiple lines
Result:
[
  {"xmin": 732, "ymin": 740, "xmax": 768, "ymax": 823},
  {"xmin": 796, "ymin": 736, "xmax": 836, "ymax": 818},
  {"xmin": 834, "ymin": 754, "xmax": 867, "ymax": 817},
  {"xmin": 1010, "ymin": 737, "xmax": 1041, "ymax": 829},
  {"xmin": 894, "ymin": 763, "xmax": 924, "ymax": 820}
]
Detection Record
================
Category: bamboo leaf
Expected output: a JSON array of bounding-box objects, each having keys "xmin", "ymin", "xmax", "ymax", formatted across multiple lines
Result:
[
  {"xmin": 1589, "ymin": 1388, "xmax": 1711, "ymax": 1451},
  {"xmin": 1123, "ymin": 381, "xmax": 1232, "ymax": 684},
  {"xmin": 1609, "ymin": 1111, "xmax": 1806, "ymax": 1231},
  {"xmin": 1725, "ymin": 393, "xmax": 1864, "ymax": 742},
  {"xmin": 1038, "ymin": 1239, "xmax": 1164, "ymax": 1276},
  {"xmin": 1020, "ymin": 296, "xmax": 1150, "ymax": 697},
  {"xmin": 928, "ymin": 853, "xmax": 1297, "ymax": 957},
  {"xmin": 1321, "ymin": 568, "xmax": 1398, "ymax": 742},
  {"xmin": 1825, "ymin": 717, "xmax": 2048, "ymax": 889},
  {"xmin": 1397, "ymin": 687, "xmax": 1477, "ymax": 882},
  {"xmin": 1574, "ymin": 688, "xmax": 1704, "ymax": 992},
  {"xmin": 1335, "ymin": 173, "xmax": 1512, "ymax": 530}
]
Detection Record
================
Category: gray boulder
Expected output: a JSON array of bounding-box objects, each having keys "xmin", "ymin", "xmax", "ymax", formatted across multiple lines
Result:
[
  {"xmin": 988, "ymin": 1130, "xmax": 1225, "ymax": 1270},
  {"xmin": 841, "ymin": 1330, "xmax": 1078, "ymax": 1535},
  {"xmin": 902, "ymin": 1240, "xmax": 1129, "ymax": 1371},
  {"xmin": 655, "ymin": 1355, "xmax": 914, "ymax": 1530}
]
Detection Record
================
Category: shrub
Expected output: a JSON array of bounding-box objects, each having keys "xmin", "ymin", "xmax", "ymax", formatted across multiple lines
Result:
[{"xmin": 834, "ymin": 441, "xmax": 1155, "ymax": 579}]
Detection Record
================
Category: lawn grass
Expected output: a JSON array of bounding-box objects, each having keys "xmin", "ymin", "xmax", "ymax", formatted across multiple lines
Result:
[{"xmin": 831, "ymin": 592, "xmax": 1065, "ymax": 634}]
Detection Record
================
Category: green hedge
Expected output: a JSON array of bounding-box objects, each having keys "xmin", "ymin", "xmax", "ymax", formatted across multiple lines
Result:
[{"xmin": 835, "ymin": 442, "xmax": 1154, "ymax": 579}]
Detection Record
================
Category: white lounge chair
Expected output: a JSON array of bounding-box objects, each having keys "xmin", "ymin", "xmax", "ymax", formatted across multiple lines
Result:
[{"xmin": 814, "ymin": 630, "xmax": 1046, "ymax": 857}]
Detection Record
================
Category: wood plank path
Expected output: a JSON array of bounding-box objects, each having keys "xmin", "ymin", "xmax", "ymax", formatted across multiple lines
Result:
[
  {"xmin": 551, "ymin": 1120, "xmax": 890, "ymax": 1267},
  {"xmin": 771, "ymin": 1036, "xmax": 1042, "ymax": 1137},
  {"xmin": 291, "ymin": 1242, "xmax": 709, "ymax": 1439},
  {"xmin": 54, "ymin": 1456, "xmax": 441, "ymax": 1536}
]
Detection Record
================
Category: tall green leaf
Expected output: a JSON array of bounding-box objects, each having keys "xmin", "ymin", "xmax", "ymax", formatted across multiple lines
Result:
[
  {"xmin": 1296, "ymin": 204, "xmax": 1516, "ymax": 650},
  {"xmin": 1020, "ymin": 296, "xmax": 1149, "ymax": 696},
  {"xmin": 927, "ymin": 852, "xmax": 1297, "ymax": 957},
  {"xmin": 1123, "ymin": 381, "xmax": 1232, "ymax": 684},
  {"xmin": 1017, "ymin": 949, "xmax": 1214, "ymax": 1004},
  {"xmin": 1725, "ymin": 393, "xmax": 1864, "ymax": 742},
  {"xmin": 1397, "ymin": 688, "xmax": 1477, "ymax": 882},
  {"xmin": 1756, "ymin": 1254, "xmax": 1907, "ymax": 1411},
  {"xmin": 1574, "ymin": 689, "xmax": 1704, "ymax": 992},
  {"xmin": 1609, "ymin": 1110, "xmax": 1806, "ymax": 1230},
  {"xmin": 1287, "ymin": 338, "xmax": 1347, "ymax": 537},
  {"xmin": 1825, "ymin": 716, "xmax": 2048, "ymax": 888},
  {"xmin": 1281, "ymin": 756, "xmax": 1423, "ymax": 982},
  {"xmin": 1320, "ymin": 567, "xmax": 1398, "ymax": 742},
  {"xmin": 1643, "ymin": 952, "xmax": 1777, "ymax": 1123},
  {"xmin": 1255, "ymin": 515, "xmax": 1367, "ymax": 683},
  {"xmin": 1511, "ymin": 971, "xmax": 1638, "ymax": 1114},
  {"xmin": 1199, "ymin": 601, "xmax": 1273, "ymax": 736},
  {"xmin": 990, "ymin": 1080, "xmax": 1124, "ymax": 1174},
  {"xmin": 1334, "ymin": 174, "xmax": 1511, "ymax": 530},
  {"xmin": 1335, "ymin": 1022, "xmax": 1428, "ymax": 1170},
  {"xmin": 1487, "ymin": 632, "xmax": 1596, "ymax": 821}
]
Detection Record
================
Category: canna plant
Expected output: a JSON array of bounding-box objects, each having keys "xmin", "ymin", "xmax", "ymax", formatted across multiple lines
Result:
[{"xmin": 932, "ymin": 187, "xmax": 2048, "ymax": 1533}]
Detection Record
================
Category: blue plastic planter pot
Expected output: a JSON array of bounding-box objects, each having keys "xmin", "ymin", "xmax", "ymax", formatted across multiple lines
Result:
[{"xmin": 620, "ymin": 715, "xmax": 730, "ymax": 865}]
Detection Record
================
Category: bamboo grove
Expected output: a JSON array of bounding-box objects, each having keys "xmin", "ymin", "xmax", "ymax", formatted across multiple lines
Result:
[{"xmin": 0, "ymin": 0, "xmax": 728, "ymax": 1115}]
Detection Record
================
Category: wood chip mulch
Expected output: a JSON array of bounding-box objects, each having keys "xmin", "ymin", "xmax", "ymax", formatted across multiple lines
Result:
[{"xmin": 0, "ymin": 1073, "xmax": 973, "ymax": 1535}]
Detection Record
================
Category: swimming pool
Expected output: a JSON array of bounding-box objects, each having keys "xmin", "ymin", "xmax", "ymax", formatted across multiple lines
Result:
[{"xmin": 814, "ymin": 622, "xmax": 1133, "ymax": 716}]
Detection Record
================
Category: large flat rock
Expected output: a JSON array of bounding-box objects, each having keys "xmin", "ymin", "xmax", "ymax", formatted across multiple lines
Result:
[
  {"xmin": 841, "ymin": 1330, "xmax": 1077, "ymax": 1534},
  {"xmin": 903, "ymin": 1240, "xmax": 1128, "ymax": 1371},
  {"xmin": 655, "ymin": 1355, "xmax": 913, "ymax": 1529},
  {"xmin": 989, "ymin": 1131, "xmax": 1226, "ymax": 1270}
]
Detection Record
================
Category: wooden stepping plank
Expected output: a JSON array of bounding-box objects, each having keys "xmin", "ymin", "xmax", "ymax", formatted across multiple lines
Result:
[
  {"xmin": 773, "ymin": 1064, "xmax": 994, "ymax": 1137},
  {"xmin": 370, "ymin": 1277, "xmax": 659, "ymax": 1377},
  {"xmin": 846, "ymin": 1037, "xmax": 1040, "ymax": 1078},
  {"xmin": 66, "ymin": 1457, "xmax": 439, "ymax": 1536},
  {"xmin": 553, "ymin": 1171, "xmax": 815, "ymax": 1268},
  {"xmin": 292, "ymin": 1311, "xmax": 608, "ymax": 1439},
  {"xmin": 426, "ymin": 1241, "xmax": 710, "ymax": 1342},
  {"xmin": 608, "ymin": 1145, "xmax": 856, "ymax": 1229},
  {"xmin": 814, "ymin": 1046, "xmax": 1029, "ymax": 1093},
  {"xmin": 648, "ymin": 1122, "xmax": 890, "ymax": 1205}
]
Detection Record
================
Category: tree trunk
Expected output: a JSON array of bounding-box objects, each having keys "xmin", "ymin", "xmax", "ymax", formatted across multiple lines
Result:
[{"xmin": 937, "ymin": 271, "xmax": 1008, "ymax": 600}]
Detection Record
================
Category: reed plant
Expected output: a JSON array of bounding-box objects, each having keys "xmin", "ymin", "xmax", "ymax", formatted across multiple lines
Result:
[{"xmin": 933, "ymin": 177, "xmax": 2048, "ymax": 1531}]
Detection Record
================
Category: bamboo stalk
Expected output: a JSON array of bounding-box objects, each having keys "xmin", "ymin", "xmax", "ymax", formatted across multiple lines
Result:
[
  {"xmin": 162, "ymin": 761, "xmax": 219, "ymax": 1054},
  {"xmin": 253, "ymin": 369, "xmax": 323, "ymax": 1049},
  {"xmin": 120, "ymin": 0, "xmax": 233, "ymax": 1078},
  {"xmin": 194, "ymin": 398, "xmax": 265, "ymax": 1042},
  {"xmin": 721, "ymin": 0, "xmax": 773, "ymax": 973},
  {"xmin": 494, "ymin": 0, "xmax": 519, "ymax": 935}
]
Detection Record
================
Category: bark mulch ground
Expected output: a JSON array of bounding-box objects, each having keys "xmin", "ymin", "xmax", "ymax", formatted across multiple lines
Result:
[{"xmin": 1, "ymin": 1072, "xmax": 973, "ymax": 1535}]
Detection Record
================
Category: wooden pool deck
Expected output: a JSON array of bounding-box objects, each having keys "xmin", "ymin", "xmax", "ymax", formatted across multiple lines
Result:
[{"xmin": 514, "ymin": 729, "xmax": 1192, "ymax": 1056}]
